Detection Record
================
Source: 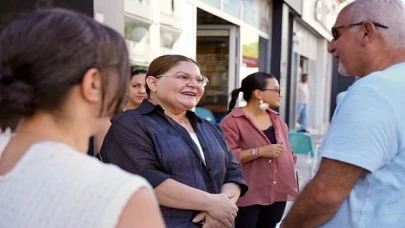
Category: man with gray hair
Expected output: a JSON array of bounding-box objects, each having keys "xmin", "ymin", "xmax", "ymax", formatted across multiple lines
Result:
[{"xmin": 281, "ymin": 0, "xmax": 405, "ymax": 227}]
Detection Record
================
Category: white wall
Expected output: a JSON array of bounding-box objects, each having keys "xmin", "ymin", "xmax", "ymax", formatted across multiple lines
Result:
[
  {"xmin": 301, "ymin": 0, "xmax": 339, "ymax": 41},
  {"xmin": 94, "ymin": 0, "xmax": 125, "ymax": 35},
  {"xmin": 124, "ymin": 0, "xmax": 196, "ymax": 64},
  {"xmin": 306, "ymin": 39, "xmax": 332, "ymax": 134},
  {"xmin": 171, "ymin": 0, "xmax": 196, "ymax": 59},
  {"xmin": 290, "ymin": 0, "xmax": 338, "ymax": 134}
]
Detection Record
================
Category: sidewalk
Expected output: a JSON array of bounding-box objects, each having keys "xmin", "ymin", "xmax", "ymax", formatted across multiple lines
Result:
[{"xmin": 311, "ymin": 134, "xmax": 324, "ymax": 145}]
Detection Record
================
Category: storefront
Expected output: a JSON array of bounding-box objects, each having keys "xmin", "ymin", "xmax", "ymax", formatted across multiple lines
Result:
[
  {"xmin": 288, "ymin": 0, "xmax": 339, "ymax": 134},
  {"xmin": 122, "ymin": 0, "xmax": 273, "ymax": 121}
]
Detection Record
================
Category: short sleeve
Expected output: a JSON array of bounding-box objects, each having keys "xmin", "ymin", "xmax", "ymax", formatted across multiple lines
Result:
[
  {"xmin": 321, "ymin": 85, "xmax": 398, "ymax": 172},
  {"xmin": 100, "ymin": 111, "xmax": 171, "ymax": 187}
]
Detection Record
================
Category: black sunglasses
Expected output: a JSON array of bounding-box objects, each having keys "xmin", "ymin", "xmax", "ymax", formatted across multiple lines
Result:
[
  {"xmin": 331, "ymin": 21, "xmax": 389, "ymax": 40},
  {"xmin": 262, "ymin": 88, "xmax": 281, "ymax": 94}
]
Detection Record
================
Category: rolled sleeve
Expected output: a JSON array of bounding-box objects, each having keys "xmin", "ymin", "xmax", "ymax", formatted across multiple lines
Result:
[
  {"xmin": 224, "ymin": 147, "xmax": 248, "ymax": 196},
  {"xmin": 100, "ymin": 111, "xmax": 171, "ymax": 188},
  {"xmin": 141, "ymin": 169, "xmax": 171, "ymax": 187}
]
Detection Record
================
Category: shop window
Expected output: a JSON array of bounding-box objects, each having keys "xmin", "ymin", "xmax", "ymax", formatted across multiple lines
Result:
[
  {"xmin": 223, "ymin": 0, "xmax": 240, "ymax": 18},
  {"xmin": 242, "ymin": 0, "xmax": 271, "ymax": 33},
  {"xmin": 200, "ymin": 0, "xmax": 220, "ymax": 9}
]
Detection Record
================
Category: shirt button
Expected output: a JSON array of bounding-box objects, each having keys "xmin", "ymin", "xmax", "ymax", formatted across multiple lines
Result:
[
  {"xmin": 273, "ymin": 181, "xmax": 277, "ymax": 184},
  {"xmin": 274, "ymin": 169, "xmax": 277, "ymax": 172}
]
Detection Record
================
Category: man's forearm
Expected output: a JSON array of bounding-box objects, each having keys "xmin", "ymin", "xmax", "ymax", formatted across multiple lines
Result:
[
  {"xmin": 155, "ymin": 178, "xmax": 213, "ymax": 211},
  {"xmin": 221, "ymin": 183, "xmax": 241, "ymax": 204},
  {"xmin": 282, "ymin": 180, "xmax": 341, "ymax": 228}
]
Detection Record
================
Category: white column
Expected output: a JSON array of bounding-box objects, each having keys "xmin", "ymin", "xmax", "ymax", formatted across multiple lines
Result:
[{"xmin": 278, "ymin": 3, "xmax": 291, "ymax": 120}]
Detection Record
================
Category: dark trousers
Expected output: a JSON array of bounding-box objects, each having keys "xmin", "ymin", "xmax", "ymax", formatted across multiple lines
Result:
[{"xmin": 235, "ymin": 202, "xmax": 287, "ymax": 228}]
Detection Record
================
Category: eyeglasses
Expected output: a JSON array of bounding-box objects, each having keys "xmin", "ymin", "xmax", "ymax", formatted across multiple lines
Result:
[
  {"xmin": 262, "ymin": 88, "xmax": 281, "ymax": 94},
  {"xmin": 331, "ymin": 21, "xmax": 389, "ymax": 40},
  {"xmin": 155, "ymin": 72, "xmax": 209, "ymax": 87}
]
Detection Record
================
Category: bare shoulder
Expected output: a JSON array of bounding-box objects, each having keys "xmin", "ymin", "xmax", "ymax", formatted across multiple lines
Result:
[{"xmin": 116, "ymin": 187, "xmax": 165, "ymax": 228}]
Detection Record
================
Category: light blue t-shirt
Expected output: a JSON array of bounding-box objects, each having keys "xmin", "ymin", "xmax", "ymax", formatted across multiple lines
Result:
[{"xmin": 321, "ymin": 63, "xmax": 405, "ymax": 228}]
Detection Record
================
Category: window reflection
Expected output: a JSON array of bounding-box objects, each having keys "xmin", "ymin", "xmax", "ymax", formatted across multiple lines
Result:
[{"xmin": 223, "ymin": 0, "xmax": 240, "ymax": 18}]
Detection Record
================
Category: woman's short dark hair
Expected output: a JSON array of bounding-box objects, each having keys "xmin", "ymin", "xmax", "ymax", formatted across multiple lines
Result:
[
  {"xmin": 0, "ymin": 8, "xmax": 130, "ymax": 127},
  {"xmin": 228, "ymin": 72, "xmax": 276, "ymax": 113},
  {"xmin": 145, "ymin": 55, "xmax": 199, "ymax": 95},
  {"xmin": 130, "ymin": 67, "xmax": 147, "ymax": 78}
]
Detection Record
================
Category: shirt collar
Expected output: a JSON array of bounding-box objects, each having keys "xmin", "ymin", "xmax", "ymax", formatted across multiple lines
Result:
[{"xmin": 138, "ymin": 99, "xmax": 203, "ymax": 123}]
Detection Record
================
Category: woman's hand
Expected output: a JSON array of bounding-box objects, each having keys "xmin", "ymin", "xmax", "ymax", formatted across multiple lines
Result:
[
  {"xmin": 204, "ymin": 193, "xmax": 238, "ymax": 227},
  {"xmin": 193, "ymin": 212, "xmax": 230, "ymax": 228},
  {"xmin": 258, "ymin": 144, "xmax": 283, "ymax": 158}
]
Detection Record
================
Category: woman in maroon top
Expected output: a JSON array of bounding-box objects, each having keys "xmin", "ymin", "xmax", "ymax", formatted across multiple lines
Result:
[{"xmin": 220, "ymin": 72, "xmax": 298, "ymax": 228}]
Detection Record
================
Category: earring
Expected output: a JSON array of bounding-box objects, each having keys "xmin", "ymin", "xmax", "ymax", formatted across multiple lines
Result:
[{"xmin": 259, "ymin": 99, "xmax": 269, "ymax": 110}]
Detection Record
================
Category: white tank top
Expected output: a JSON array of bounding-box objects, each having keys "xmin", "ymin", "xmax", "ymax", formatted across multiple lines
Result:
[{"xmin": 0, "ymin": 129, "xmax": 152, "ymax": 228}]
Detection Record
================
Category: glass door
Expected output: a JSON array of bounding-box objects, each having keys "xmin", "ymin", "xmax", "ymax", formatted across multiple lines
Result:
[{"xmin": 196, "ymin": 25, "xmax": 239, "ymax": 122}]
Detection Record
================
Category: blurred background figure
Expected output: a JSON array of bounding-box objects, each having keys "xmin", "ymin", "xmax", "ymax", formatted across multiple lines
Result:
[
  {"xmin": 296, "ymin": 73, "xmax": 309, "ymax": 133},
  {"xmin": 123, "ymin": 67, "xmax": 148, "ymax": 111},
  {"xmin": 0, "ymin": 8, "xmax": 164, "ymax": 228},
  {"xmin": 90, "ymin": 68, "xmax": 148, "ymax": 159},
  {"xmin": 101, "ymin": 54, "xmax": 248, "ymax": 228},
  {"xmin": 221, "ymin": 72, "xmax": 297, "ymax": 228}
]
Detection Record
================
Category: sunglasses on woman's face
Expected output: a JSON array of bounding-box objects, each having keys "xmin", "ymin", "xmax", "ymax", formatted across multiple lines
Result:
[{"xmin": 262, "ymin": 88, "xmax": 281, "ymax": 95}]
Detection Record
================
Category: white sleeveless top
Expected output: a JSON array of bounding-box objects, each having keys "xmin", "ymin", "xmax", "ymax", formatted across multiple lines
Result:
[{"xmin": 0, "ymin": 129, "xmax": 152, "ymax": 228}]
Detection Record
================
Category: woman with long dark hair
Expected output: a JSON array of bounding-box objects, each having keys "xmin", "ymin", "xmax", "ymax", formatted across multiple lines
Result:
[
  {"xmin": 91, "ymin": 68, "xmax": 148, "ymax": 158},
  {"xmin": 0, "ymin": 9, "xmax": 164, "ymax": 227},
  {"xmin": 220, "ymin": 72, "xmax": 297, "ymax": 228},
  {"xmin": 122, "ymin": 68, "xmax": 148, "ymax": 111}
]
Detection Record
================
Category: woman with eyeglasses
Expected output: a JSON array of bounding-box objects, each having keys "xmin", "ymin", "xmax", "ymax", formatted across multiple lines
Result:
[
  {"xmin": 101, "ymin": 54, "xmax": 248, "ymax": 228},
  {"xmin": 220, "ymin": 72, "xmax": 298, "ymax": 228},
  {"xmin": 0, "ymin": 8, "xmax": 164, "ymax": 228}
]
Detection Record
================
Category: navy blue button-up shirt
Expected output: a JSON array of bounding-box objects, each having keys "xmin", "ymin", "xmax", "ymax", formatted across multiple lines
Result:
[{"xmin": 101, "ymin": 100, "xmax": 247, "ymax": 227}]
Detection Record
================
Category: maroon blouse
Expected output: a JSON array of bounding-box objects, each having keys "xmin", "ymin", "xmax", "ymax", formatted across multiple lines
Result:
[{"xmin": 220, "ymin": 107, "xmax": 298, "ymax": 206}]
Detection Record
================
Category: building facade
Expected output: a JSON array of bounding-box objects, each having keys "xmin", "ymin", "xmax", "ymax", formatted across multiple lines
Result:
[
  {"xmin": 119, "ymin": 0, "xmax": 273, "ymax": 121},
  {"xmin": 291, "ymin": 0, "xmax": 339, "ymax": 134},
  {"xmin": 0, "ymin": 0, "xmax": 343, "ymax": 131},
  {"xmin": 270, "ymin": 0, "xmax": 340, "ymax": 134},
  {"xmin": 95, "ymin": 0, "xmax": 343, "ymax": 130}
]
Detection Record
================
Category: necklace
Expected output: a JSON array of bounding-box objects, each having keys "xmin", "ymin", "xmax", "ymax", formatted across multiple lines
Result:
[{"xmin": 179, "ymin": 117, "xmax": 188, "ymax": 124}]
